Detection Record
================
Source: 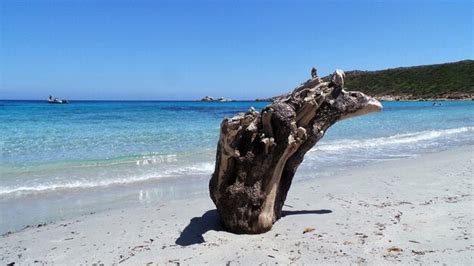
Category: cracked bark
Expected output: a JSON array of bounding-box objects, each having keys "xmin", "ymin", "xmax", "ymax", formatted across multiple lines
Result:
[{"xmin": 209, "ymin": 69, "xmax": 382, "ymax": 234}]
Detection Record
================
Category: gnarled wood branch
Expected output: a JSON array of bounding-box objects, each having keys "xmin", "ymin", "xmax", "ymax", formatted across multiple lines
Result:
[{"xmin": 209, "ymin": 68, "xmax": 382, "ymax": 234}]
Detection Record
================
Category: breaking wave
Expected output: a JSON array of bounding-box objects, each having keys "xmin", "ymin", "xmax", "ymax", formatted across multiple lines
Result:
[
  {"xmin": 0, "ymin": 162, "xmax": 214, "ymax": 196},
  {"xmin": 2, "ymin": 127, "xmax": 472, "ymax": 196},
  {"xmin": 313, "ymin": 126, "xmax": 474, "ymax": 153}
]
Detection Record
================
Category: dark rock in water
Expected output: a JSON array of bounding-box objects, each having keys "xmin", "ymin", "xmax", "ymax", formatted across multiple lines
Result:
[
  {"xmin": 201, "ymin": 96, "xmax": 233, "ymax": 102},
  {"xmin": 201, "ymin": 96, "xmax": 215, "ymax": 102},
  {"xmin": 209, "ymin": 68, "xmax": 382, "ymax": 234}
]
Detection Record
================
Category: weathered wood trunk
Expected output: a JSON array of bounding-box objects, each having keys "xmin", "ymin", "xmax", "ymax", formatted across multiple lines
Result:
[{"xmin": 209, "ymin": 69, "xmax": 382, "ymax": 234}]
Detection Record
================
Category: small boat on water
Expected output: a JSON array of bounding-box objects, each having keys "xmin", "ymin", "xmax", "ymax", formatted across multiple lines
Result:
[{"xmin": 48, "ymin": 95, "xmax": 69, "ymax": 104}]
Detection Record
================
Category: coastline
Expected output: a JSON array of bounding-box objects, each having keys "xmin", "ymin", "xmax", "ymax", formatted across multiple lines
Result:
[
  {"xmin": 256, "ymin": 96, "xmax": 474, "ymax": 102},
  {"xmin": 1, "ymin": 145, "xmax": 473, "ymax": 264},
  {"xmin": 375, "ymin": 96, "xmax": 474, "ymax": 102}
]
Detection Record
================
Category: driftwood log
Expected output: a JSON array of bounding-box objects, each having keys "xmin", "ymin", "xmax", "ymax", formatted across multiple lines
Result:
[{"xmin": 209, "ymin": 68, "xmax": 382, "ymax": 234}]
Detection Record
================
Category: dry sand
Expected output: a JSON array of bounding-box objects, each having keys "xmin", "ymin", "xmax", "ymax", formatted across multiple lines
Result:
[{"xmin": 1, "ymin": 146, "xmax": 473, "ymax": 265}]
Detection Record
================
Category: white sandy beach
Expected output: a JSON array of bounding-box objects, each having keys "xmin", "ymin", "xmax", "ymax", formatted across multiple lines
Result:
[{"xmin": 1, "ymin": 146, "xmax": 473, "ymax": 265}]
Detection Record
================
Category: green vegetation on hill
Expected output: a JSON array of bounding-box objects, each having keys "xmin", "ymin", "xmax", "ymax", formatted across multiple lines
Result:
[{"xmin": 342, "ymin": 60, "xmax": 473, "ymax": 99}]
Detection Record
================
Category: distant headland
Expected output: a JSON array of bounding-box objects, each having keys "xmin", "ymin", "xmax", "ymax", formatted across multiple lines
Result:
[{"xmin": 257, "ymin": 60, "xmax": 473, "ymax": 102}]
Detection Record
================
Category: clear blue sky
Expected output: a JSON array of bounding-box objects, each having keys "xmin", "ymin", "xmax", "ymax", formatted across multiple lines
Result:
[{"xmin": 1, "ymin": 0, "xmax": 472, "ymax": 100}]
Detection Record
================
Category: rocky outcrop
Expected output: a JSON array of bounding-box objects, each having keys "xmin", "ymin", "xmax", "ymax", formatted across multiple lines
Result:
[
  {"xmin": 375, "ymin": 94, "xmax": 474, "ymax": 101},
  {"xmin": 201, "ymin": 96, "xmax": 236, "ymax": 102},
  {"xmin": 201, "ymin": 96, "xmax": 215, "ymax": 102},
  {"xmin": 209, "ymin": 68, "xmax": 382, "ymax": 234}
]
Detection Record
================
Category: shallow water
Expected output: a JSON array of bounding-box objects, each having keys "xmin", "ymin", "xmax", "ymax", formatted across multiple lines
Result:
[{"xmin": 1, "ymin": 100, "xmax": 473, "ymax": 233}]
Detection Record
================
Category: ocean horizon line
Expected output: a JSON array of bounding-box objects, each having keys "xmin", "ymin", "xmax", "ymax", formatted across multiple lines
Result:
[{"xmin": 0, "ymin": 99, "xmax": 269, "ymax": 102}]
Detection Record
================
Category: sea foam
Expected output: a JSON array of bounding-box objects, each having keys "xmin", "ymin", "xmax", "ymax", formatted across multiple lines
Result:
[
  {"xmin": 313, "ymin": 126, "xmax": 473, "ymax": 153},
  {"xmin": 0, "ymin": 162, "xmax": 215, "ymax": 196},
  {"xmin": 1, "ymin": 127, "xmax": 472, "ymax": 196}
]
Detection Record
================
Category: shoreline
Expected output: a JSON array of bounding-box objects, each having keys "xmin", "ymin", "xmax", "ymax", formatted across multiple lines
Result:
[
  {"xmin": 1, "ymin": 98, "xmax": 473, "ymax": 103},
  {"xmin": 256, "ymin": 97, "xmax": 474, "ymax": 102},
  {"xmin": 376, "ymin": 97, "xmax": 474, "ymax": 102},
  {"xmin": 1, "ymin": 145, "xmax": 473, "ymax": 264},
  {"xmin": 2, "ymin": 121, "xmax": 472, "ymax": 236}
]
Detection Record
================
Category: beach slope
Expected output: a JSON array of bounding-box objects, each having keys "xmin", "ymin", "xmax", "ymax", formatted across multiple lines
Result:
[{"xmin": 1, "ymin": 146, "xmax": 473, "ymax": 264}]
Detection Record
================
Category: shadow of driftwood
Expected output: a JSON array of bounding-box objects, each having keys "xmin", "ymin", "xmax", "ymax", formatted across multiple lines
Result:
[
  {"xmin": 176, "ymin": 208, "xmax": 332, "ymax": 246},
  {"xmin": 175, "ymin": 209, "xmax": 222, "ymax": 246},
  {"xmin": 282, "ymin": 209, "xmax": 332, "ymax": 217}
]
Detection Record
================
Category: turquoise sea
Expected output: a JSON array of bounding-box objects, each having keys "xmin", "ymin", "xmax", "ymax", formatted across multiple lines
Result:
[{"xmin": 1, "ymin": 100, "xmax": 473, "ymax": 234}]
